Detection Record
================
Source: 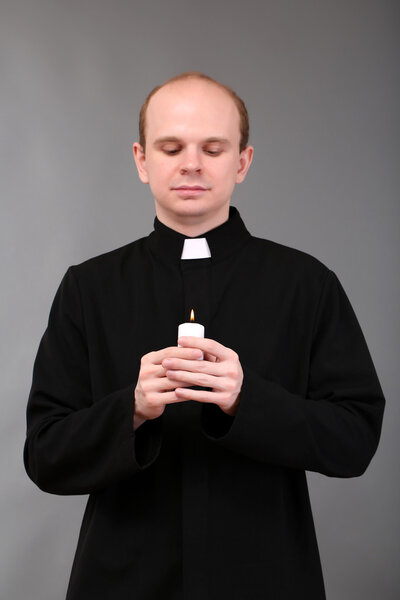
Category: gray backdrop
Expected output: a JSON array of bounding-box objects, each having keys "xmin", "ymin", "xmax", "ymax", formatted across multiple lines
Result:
[{"xmin": 1, "ymin": 0, "xmax": 398, "ymax": 598}]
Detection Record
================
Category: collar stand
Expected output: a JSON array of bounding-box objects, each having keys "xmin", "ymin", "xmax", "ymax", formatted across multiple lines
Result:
[{"xmin": 148, "ymin": 205, "xmax": 251, "ymax": 263}]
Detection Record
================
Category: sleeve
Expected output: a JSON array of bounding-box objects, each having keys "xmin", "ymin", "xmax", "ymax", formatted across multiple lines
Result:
[
  {"xmin": 23, "ymin": 267, "xmax": 162, "ymax": 495},
  {"xmin": 201, "ymin": 269, "xmax": 385, "ymax": 477}
]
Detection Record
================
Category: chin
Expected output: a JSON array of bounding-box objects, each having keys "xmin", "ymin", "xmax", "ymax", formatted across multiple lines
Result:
[{"xmin": 167, "ymin": 199, "xmax": 210, "ymax": 214}]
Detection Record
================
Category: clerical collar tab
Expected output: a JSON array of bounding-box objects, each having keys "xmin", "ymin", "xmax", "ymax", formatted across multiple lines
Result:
[{"xmin": 181, "ymin": 237, "xmax": 211, "ymax": 259}]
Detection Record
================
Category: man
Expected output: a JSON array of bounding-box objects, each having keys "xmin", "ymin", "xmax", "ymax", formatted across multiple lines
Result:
[{"xmin": 24, "ymin": 72, "xmax": 385, "ymax": 599}]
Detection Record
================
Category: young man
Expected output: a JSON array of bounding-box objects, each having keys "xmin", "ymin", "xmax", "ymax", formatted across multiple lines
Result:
[{"xmin": 24, "ymin": 72, "xmax": 385, "ymax": 599}]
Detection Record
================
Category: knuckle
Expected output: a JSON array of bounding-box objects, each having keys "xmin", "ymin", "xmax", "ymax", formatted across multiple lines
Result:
[
  {"xmin": 142, "ymin": 363, "xmax": 158, "ymax": 379},
  {"xmin": 141, "ymin": 353, "xmax": 151, "ymax": 365},
  {"xmin": 198, "ymin": 374, "xmax": 209, "ymax": 386},
  {"xmin": 139, "ymin": 365, "xmax": 147, "ymax": 377},
  {"xmin": 146, "ymin": 392, "xmax": 154, "ymax": 404},
  {"xmin": 146, "ymin": 392, "xmax": 157, "ymax": 404},
  {"xmin": 225, "ymin": 379, "xmax": 235, "ymax": 392},
  {"xmin": 221, "ymin": 392, "xmax": 230, "ymax": 403},
  {"xmin": 141, "ymin": 380, "xmax": 150, "ymax": 393},
  {"xmin": 226, "ymin": 368, "xmax": 236, "ymax": 379}
]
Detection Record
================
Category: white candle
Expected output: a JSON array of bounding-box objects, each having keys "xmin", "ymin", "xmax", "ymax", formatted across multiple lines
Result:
[{"xmin": 178, "ymin": 309, "xmax": 205, "ymax": 360}]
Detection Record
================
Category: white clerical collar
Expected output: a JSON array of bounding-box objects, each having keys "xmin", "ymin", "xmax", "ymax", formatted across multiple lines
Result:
[{"xmin": 180, "ymin": 237, "xmax": 211, "ymax": 259}]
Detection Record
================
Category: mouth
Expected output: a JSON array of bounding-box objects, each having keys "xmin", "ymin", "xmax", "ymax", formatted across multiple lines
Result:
[
  {"xmin": 173, "ymin": 186, "xmax": 208, "ymax": 191},
  {"xmin": 172, "ymin": 185, "xmax": 209, "ymax": 197}
]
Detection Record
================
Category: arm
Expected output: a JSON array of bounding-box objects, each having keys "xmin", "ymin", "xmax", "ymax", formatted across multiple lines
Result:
[
  {"xmin": 201, "ymin": 270, "xmax": 385, "ymax": 477},
  {"xmin": 23, "ymin": 267, "xmax": 162, "ymax": 495}
]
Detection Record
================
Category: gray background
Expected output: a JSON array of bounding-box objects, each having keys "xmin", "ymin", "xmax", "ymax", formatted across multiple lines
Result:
[{"xmin": 1, "ymin": 0, "xmax": 398, "ymax": 598}]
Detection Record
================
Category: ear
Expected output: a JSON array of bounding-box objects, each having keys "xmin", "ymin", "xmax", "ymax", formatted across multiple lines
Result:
[
  {"xmin": 236, "ymin": 145, "xmax": 254, "ymax": 184},
  {"xmin": 133, "ymin": 142, "xmax": 149, "ymax": 184}
]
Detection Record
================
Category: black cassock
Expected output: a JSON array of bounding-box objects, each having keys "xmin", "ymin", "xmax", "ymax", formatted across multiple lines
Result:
[{"xmin": 24, "ymin": 205, "xmax": 385, "ymax": 599}]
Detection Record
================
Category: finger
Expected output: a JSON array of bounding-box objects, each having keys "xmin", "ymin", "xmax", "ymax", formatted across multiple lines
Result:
[
  {"xmin": 158, "ymin": 377, "xmax": 193, "ymax": 392},
  {"xmin": 142, "ymin": 364, "xmax": 174, "ymax": 379},
  {"xmin": 161, "ymin": 358, "xmax": 224, "ymax": 375},
  {"xmin": 142, "ymin": 370, "xmax": 192, "ymax": 390},
  {"xmin": 154, "ymin": 364, "xmax": 176, "ymax": 378},
  {"xmin": 204, "ymin": 350, "xmax": 217, "ymax": 363},
  {"xmin": 174, "ymin": 387, "xmax": 228, "ymax": 403},
  {"xmin": 177, "ymin": 337, "xmax": 235, "ymax": 361},
  {"xmin": 161, "ymin": 394, "xmax": 192, "ymax": 405},
  {"xmin": 166, "ymin": 370, "xmax": 220, "ymax": 389},
  {"xmin": 150, "ymin": 390, "xmax": 191, "ymax": 405},
  {"xmin": 150, "ymin": 346, "xmax": 203, "ymax": 364}
]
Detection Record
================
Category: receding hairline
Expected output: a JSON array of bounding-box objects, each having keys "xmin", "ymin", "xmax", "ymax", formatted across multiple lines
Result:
[
  {"xmin": 146, "ymin": 78, "xmax": 240, "ymax": 135},
  {"xmin": 149, "ymin": 75, "xmax": 238, "ymax": 107},
  {"xmin": 139, "ymin": 71, "xmax": 249, "ymax": 153}
]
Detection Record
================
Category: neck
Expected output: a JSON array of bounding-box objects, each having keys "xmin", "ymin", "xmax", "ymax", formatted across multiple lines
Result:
[{"xmin": 154, "ymin": 202, "xmax": 230, "ymax": 237}]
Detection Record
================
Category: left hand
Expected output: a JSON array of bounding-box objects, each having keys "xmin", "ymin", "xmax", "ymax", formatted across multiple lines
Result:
[{"xmin": 161, "ymin": 336, "xmax": 243, "ymax": 416}]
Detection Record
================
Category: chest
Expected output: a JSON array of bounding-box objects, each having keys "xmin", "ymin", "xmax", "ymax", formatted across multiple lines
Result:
[{"xmin": 84, "ymin": 256, "xmax": 315, "ymax": 399}]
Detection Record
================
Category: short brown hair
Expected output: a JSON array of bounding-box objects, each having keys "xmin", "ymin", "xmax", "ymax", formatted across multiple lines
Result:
[{"xmin": 138, "ymin": 71, "xmax": 249, "ymax": 153}]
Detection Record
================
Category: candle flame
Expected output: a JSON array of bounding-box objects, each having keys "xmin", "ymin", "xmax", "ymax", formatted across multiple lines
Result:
[{"xmin": 190, "ymin": 309, "xmax": 195, "ymax": 322}]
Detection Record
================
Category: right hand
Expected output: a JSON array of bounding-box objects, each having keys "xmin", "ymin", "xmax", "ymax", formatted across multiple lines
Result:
[{"xmin": 134, "ymin": 345, "xmax": 203, "ymax": 428}]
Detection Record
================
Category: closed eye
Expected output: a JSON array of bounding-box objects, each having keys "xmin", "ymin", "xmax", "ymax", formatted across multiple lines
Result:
[
  {"xmin": 204, "ymin": 149, "xmax": 222, "ymax": 156},
  {"xmin": 160, "ymin": 145, "xmax": 223, "ymax": 156}
]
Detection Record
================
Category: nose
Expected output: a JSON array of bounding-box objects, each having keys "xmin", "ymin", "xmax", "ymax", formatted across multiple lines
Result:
[{"xmin": 179, "ymin": 146, "xmax": 203, "ymax": 175}]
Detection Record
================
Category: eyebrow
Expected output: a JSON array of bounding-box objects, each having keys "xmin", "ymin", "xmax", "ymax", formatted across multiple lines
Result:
[{"xmin": 153, "ymin": 136, "xmax": 231, "ymax": 145}]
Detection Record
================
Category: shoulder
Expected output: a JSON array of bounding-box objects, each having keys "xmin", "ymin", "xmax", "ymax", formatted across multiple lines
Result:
[
  {"xmin": 248, "ymin": 235, "xmax": 331, "ymax": 284},
  {"xmin": 60, "ymin": 236, "xmax": 150, "ymax": 298},
  {"xmin": 68, "ymin": 236, "xmax": 147, "ymax": 278}
]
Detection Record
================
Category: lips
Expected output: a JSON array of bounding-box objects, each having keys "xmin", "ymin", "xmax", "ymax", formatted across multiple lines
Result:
[
  {"xmin": 174, "ymin": 186, "xmax": 207, "ymax": 190},
  {"xmin": 172, "ymin": 185, "xmax": 210, "ymax": 197}
]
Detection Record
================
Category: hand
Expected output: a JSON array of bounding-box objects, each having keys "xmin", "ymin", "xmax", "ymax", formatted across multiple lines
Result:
[
  {"xmin": 134, "ymin": 346, "xmax": 203, "ymax": 428},
  {"xmin": 161, "ymin": 336, "xmax": 243, "ymax": 416}
]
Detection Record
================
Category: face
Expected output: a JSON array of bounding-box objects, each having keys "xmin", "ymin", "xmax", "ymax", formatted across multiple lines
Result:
[{"xmin": 133, "ymin": 79, "xmax": 253, "ymax": 231}]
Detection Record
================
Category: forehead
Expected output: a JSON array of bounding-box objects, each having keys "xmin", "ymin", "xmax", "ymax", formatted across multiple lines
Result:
[{"xmin": 145, "ymin": 79, "xmax": 240, "ymax": 142}]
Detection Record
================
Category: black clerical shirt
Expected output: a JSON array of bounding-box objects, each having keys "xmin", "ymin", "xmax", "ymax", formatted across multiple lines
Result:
[{"xmin": 24, "ymin": 206, "xmax": 385, "ymax": 599}]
